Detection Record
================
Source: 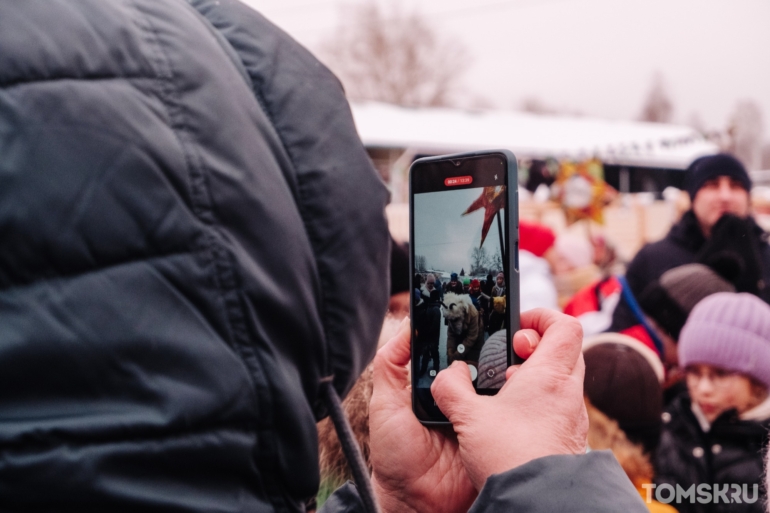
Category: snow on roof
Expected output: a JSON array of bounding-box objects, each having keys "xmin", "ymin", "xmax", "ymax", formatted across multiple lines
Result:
[{"xmin": 350, "ymin": 102, "xmax": 719, "ymax": 170}]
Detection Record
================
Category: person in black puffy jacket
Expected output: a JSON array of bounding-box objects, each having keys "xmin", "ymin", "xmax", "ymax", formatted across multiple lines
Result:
[
  {"xmin": 0, "ymin": 1, "xmax": 389, "ymax": 510},
  {"xmin": 0, "ymin": 2, "xmax": 650, "ymax": 512}
]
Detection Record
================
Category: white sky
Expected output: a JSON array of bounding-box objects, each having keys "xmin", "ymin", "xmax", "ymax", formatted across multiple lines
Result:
[
  {"xmin": 413, "ymin": 188, "xmax": 503, "ymax": 274},
  {"xmin": 244, "ymin": 0, "xmax": 770, "ymax": 135}
]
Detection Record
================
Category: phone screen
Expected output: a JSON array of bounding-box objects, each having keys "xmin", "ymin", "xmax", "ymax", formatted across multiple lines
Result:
[{"xmin": 410, "ymin": 152, "xmax": 518, "ymax": 423}]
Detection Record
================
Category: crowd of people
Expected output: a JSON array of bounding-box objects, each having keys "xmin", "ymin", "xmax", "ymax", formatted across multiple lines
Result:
[
  {"xmin": 519, "ymin": 153, "xmax": 770, "ymax": 512},
  {"xmin": 413, "ymin": 271, "xmax": 508, "ymax": 377},
  {"xmin": 323, "ymin": 152, "xmax": 770, "ymax": 513},
  {"xmin": 318, "ymin": 152, "xmax": 770, "ymax": 513}
]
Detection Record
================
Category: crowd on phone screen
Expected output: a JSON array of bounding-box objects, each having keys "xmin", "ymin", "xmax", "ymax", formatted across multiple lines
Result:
[
  {"xmin": 321, "ymin": 153, "xmax": 770, "ymax": 513},
  {"xmin": 411, "ymin": 270, "xmax": 508, "ymax": 376}
]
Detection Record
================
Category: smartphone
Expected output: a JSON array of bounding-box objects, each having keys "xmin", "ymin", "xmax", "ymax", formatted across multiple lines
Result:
[{"xmin": 410, "ymin": 150, "xmax": 521, "ymax": 424}]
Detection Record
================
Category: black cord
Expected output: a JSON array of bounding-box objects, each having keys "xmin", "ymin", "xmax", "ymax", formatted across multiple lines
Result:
[{"xmin": 321, "ymin": 379, "xmax": 380, "ymax": 513}]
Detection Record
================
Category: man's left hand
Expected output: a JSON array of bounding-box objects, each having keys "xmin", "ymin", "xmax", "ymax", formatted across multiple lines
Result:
[{"xmin": 369, "ymin": 318, "xmax": 477, "ymax": 513}]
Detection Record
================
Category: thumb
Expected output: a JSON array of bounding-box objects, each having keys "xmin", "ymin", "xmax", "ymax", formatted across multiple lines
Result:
[
  {"xmin": 431, "ymin": 361, "xmax": 478, "ymax": 424},
  {"xmin": 372, "ymin": 317, "xmax": 411, "ymax": 393}
]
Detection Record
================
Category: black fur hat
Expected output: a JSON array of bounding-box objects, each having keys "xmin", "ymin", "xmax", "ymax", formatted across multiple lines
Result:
[
  {"xmin": 696, "ymin": 214, "xmax": 765, "ymax": 296},
  {"xmin": 638, "ymin": 263, "xmax": 735, "ymax": 340}
]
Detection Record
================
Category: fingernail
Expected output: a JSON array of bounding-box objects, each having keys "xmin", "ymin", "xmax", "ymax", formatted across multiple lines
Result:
[{"xmin": 523, "ymin": 331, "xmax": 537, "ymax": 350}]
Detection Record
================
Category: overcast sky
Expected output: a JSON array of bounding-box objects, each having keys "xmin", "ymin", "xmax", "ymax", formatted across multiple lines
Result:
[
  {"xmin": 414, "ymin": 188, "xmax": 503, "ymax": 274},
  {"xmin": 244, "ymin": 0, "xmax": 769, "ymax": 134}
]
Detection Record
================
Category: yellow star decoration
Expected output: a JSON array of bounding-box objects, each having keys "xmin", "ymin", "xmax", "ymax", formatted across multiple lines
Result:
[{"xmin": 552, "ymin": 158, "xmax": 613, "ymax": 225}]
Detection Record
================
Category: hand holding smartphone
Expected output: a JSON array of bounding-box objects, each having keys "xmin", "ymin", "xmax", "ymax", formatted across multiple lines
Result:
[{"xmin": 409, "ymin": 150, "xmax": 521, "ymax": 424}]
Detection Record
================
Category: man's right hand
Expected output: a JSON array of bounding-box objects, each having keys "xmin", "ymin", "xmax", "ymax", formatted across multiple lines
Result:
[{"xmin": 431, "ymin": 308, "xmax": 588, "ymax": 490}]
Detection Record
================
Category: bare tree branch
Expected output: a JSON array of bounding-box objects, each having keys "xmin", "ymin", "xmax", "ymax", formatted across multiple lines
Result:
[
  {"xmin": 728, "ymin": 100, "xmax": 764, "ymax": 171},
  {"xmin": 320, "ymin": 2, "xmax": 470, "ymax": 107},
  {"xmin": 639, "ymin": 72, "xmax": 673, "ymax": 123}
]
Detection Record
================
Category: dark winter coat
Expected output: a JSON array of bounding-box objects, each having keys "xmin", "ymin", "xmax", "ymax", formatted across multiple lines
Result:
[
  {"xmin": 445, "ymin": 281, "xmax": 465, "ymax": 294},
  {"xmin": 481, "ymin": 276, "xmax": 495, "ymax": 296},
  {"xmin": 654, "ymin": 393, "xmax": 769, "ymax": 513},
  {"xmin": 625, "ymin": 211, "xmax": 770, "ymax": 303},
  {"xmin": 611, "ymin": 210, "xmax": 770, "ymax": 344},
  {"xmin": 414, "ymin": 290, "xmax": 441, "ymax": 351},
  {"xmin": 0, "ymin": 1, "xmax": 389, "ymax": 511}
]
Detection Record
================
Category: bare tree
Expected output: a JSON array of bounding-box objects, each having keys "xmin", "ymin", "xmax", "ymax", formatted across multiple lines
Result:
[
  {"xmin": 639, "ymin": 72, "xmax": 673, "ymax": 123},
  {"xmin": 415, "ymin": 254, "xmax": 428, "ymax": 272},
  {"xmin": 491, "ymin": 250, "xmax": 503, "ymax": 275},
  {"xmin": 728, "ymin": 100, "xmax": 764, "ymax": 171},
  {"xmin": 520, "ymin": 96, "xmax": 555, "ymax": 115},
  {"xmin": 320, "ymin": 2, "xmax": 469, "ymax": 107},
  {"xmin": 470, "ymin": 246, "xmax": 490, "ymax": 276}
]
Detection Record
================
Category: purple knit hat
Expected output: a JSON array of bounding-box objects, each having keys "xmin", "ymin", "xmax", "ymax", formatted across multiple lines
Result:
[{"xmin": 679, "ymin": 293, "xmax": 770, "ymax": 388}]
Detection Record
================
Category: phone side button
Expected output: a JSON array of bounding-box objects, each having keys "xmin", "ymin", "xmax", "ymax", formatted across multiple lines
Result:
[{"xmin": 514, "ymin": 241, "xmax": 519, "ymax": 271}]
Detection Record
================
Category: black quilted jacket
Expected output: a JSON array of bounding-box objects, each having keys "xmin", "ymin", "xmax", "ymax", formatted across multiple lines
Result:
[
  {"xmin": 0, "ymin": 1, "xmax": 389, "ymax": 510},
  {"xmin": 654, "ymin": 393, "xmax": 769, "ymax": 513}
]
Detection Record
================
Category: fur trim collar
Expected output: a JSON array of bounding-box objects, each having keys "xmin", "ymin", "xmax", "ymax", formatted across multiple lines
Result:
[
  {"xmin": 586, "ymin": 402, "xmax": 653, "ymax": 484},
  {"xmin": 741, "ymin": 394, "xmax": 770, "ymax": 422}
]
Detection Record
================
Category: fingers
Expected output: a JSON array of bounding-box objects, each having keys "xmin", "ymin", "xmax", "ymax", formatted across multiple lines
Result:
[
  {"xmin": 518, "ymin": 309, "xmax": 583, "ymax": 374},
  {"xmin": 431, "ymin": 361, "xmax": 478, "ymax": 423},
  {"xmin": 372, "ymin": 317, "xmax": 412, "ymax": 392},
  {"xmin": 505, "ymin": 364, "xmax": 521, "ymax": 380},
  {"xmin": 377, "ymin": 316, "xmax": 405, "ymax": 350},
  {"xmin": 512, "ymin": 329, "xmax": 541, "ymax": 360}
]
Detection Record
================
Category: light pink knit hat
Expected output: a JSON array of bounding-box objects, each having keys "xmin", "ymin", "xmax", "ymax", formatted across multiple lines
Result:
[{"xmin": 679, "ymin": 293, "xmax": 770, "ymax": 388}]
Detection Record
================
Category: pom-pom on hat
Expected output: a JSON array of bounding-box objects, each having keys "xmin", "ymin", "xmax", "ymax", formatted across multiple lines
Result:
[
  {"xmin": 684, "ymin": 153, "xmax": 751, "ymax": 201},
  {"xmin": 679, "ymin": 293, "xmax": 770, "ymax": 388}
]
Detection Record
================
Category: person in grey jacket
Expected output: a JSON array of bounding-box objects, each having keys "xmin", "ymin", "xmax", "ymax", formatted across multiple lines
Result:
[{"xmin": 0, "ymin": 1, "xmax": 647, "ymax": 511}]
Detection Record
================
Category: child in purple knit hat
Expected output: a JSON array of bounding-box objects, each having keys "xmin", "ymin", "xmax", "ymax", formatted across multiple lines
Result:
[{"xmin": 654, "ymin": 293, "xmax": 770, "ymax": 513}]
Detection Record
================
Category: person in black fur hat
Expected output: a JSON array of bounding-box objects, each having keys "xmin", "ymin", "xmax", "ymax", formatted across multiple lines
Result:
[
  {"xmin": 638, "ymin": 263, "xmax": 736, "ymax": 342},
  {"xmin": 637, "ymin": 262, "xmax": 738, "ymax": 404}
]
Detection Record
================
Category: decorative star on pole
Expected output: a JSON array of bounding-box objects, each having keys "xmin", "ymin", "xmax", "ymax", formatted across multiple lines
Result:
[
  {"xmin": 462, "ymin": 186, "xmax": 506, "ymax": 248},
  {"xmin": 552, "ymin": 158, "xmax": 614, "ymax": 225}
]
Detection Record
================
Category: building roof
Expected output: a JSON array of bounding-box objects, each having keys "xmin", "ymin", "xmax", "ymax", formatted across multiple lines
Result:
[{"xmin": 351, "ymin": 102, "xmax": 719, "ymax": 169}]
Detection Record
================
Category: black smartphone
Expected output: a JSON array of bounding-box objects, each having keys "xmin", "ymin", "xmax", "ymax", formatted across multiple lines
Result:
[{"xmin": 410, "ymin": 150, "xmax": 521, "ymax": 424}]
